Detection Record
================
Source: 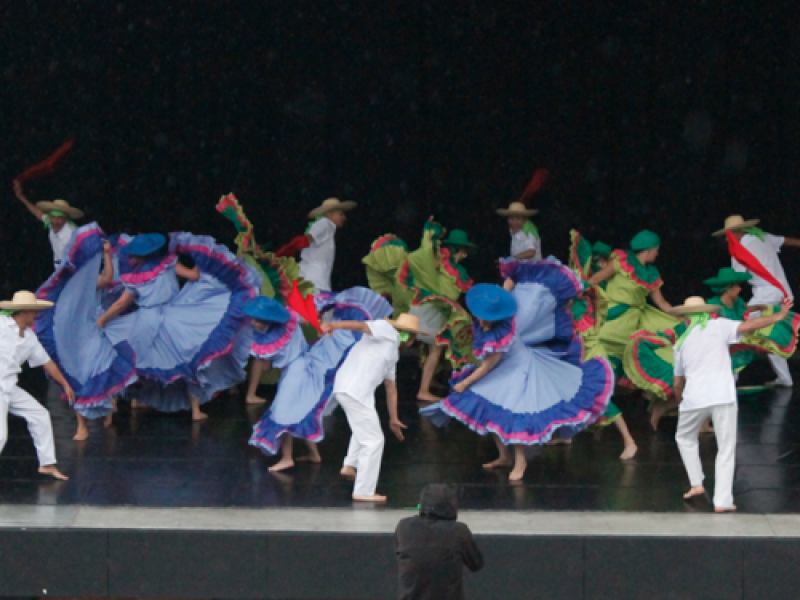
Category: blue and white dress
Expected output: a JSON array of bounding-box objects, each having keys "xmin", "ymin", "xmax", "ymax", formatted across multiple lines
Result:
[
  {"xmin": 421, "ymin": 258, "xmax": 614, "ymax": 444},
  {"xmin": 249, "ymin": 287, "xmax": 392, "ymax": 454}
]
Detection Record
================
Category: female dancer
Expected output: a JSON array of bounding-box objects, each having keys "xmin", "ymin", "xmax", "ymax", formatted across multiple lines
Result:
[{"xmin": 421, "ymin": 260, "xmax": 614, "ymax": 481}]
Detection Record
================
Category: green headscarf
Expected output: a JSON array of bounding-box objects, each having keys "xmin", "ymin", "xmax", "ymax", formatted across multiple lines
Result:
[
  {"xmin": 630, "ymin": 230, "xmax": 661, "ymax": 252},
  {"xmin": 397, "ymin": 331, "xmax": 410, "ymax": 343},
  {"xmin": 305, "ymin": 216, "xmax": 324, "ymax": 234},
  {"xmin": 43, "ymin": 214, "xmax": 76, "ymax": 229},
  {"xmin": 743, "ymin": 227, "xmax": 766, "ymax": 242},
  {"xmin": 0, "ymin": 310, "xmax": 17, "ymax": 317},
  {"xmin": 675, "ymin": 313, "xmax": 711, "ymax": 350}
]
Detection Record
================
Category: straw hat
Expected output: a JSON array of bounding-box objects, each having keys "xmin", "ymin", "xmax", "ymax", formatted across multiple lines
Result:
[
  {"xmin": 308, "ymin": 197, "xmax": 357, "ymax": 219},
  {"xmin": 496, "ymin": 201, "xmax": 539, "ymax": 217},
  {"xmin": 668, "ymin": 296, "xmax": 722, "ymax": 316},
  {"xmin": 386, "ymin": 313, "xmax": 429, "ymax": 336},
  {"xmin": 0, "ymin": 290, "xmax": 54, "ymax": 311},
  {"xmin": 712, "ymin": 215, "xmax": 760, "ymax": 237},
  {"xmin": 35, "ymin": 198, "xmax": 84, "ymax": 220}
]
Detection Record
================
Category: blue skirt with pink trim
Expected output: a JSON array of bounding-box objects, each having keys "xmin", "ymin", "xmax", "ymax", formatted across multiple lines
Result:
[
  {"xmin": 35, "ymin": 223, "xmax": 137, "ymax": 419},
  {"xmin": 421, "ymin": 258, "xmax": 614, "ymax": 445},
  {"xmin": 249, "ymin": 287, "xmax": 392, "ymax": 455}
]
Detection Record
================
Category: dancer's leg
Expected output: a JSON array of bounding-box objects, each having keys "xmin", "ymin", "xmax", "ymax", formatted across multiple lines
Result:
[
  {"xmin": 483, "ymin": 434, "xmax": 512, "ymax": 469},
  {"xmin": 768, "ymin": 355, "xmax": 793, "ymax": 387},
  {"xmin": 74, "ymin": 412, "xmax": 90, "ymax": 441},
  {"xmin": 338, "ymin": 393, "xmax": 386, "ymax": 501},
  {"xmin": 614, "ymin": 416, "xmax": 638, "ymax": 460},
  {"xmin": 710, "ymin": 403, "xmax": 738, "ymax": 511},
  {"xmin": 417, "ymin": 344, "xmax": 444, "ymax": 402},
  {"xmin": 675, "ymin": 407, "xmax": 708, "ymax": 499},
  {"xmin": 246, "ymin": 358, "xmax": 268, "ymax": 405},
  {"xmin": 189, "ymin": 395, "xmax": 208, "ymax": 421},
  {"xmin": 7, "ymin": 387, "xmax": 67, "ymax": 480},
  {"xmin": 297, "ymin": 440, "xmax": 321, "ymax": 463},
  {"xmin": 269, "ymin": 436, "xmax": 295, "ymax": 472},
  {"xmin": 650, "ymin": 398, "xmax": 679, "ymax": 431},
  {"xmin": 509, "ymin": 445, "xmax": 527, "ymax": 481}
]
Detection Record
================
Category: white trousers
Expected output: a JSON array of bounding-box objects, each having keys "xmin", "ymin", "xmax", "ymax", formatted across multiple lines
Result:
[
  {"xmin": 675, "ymin": 403, "xmax": 738, "ymax": 509},
  {"xmin": 0, "ymin": 386, "xmax": 57, "ymax": 467},
  {"xmin": 749, "ymin": 291, "xmax": 793, "ymax": 386},
  {"xmin": 336, "ymin": 392, "xmax": 384, "ymax": 496}
]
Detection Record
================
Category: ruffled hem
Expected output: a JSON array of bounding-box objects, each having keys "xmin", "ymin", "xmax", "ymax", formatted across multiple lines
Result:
[
  {"xmin": 421, "ymin": 354, "xmax": 614, "ymax": 445},
  {"xmin": 369, "ymin": 234, "xmax": 408, "ymax": 253},
  {"xmin": 251, "ymin": 311, "xmax": 300, "ymax": 358},
  {"xmin": 622, "ymin": 330, "xmax": 674, "ymax": 403},
  {"xmin": 500, "ymin": 256, "xmax": 583, "ymax": 301},
  {"xmin": 613, "ymin": 250, "xmax": 663, "ymax": 291},
  {"xmin": 439, "ymin": 247, "xmax": 473, "ymax": 292},
  {"xmin": 315, "ymin": 286, "xmax": 394, "ymax": 322},
  {"xmin": 472, "ymin": 317, "xmax": 515, "ymax": 359},
  {"xmin": 413, "ymin": 292, "xmax": 475, "ymax": 366},
  {"xmin": 118, "ymin": 250, "xmax": 178, "ymax": 286}
]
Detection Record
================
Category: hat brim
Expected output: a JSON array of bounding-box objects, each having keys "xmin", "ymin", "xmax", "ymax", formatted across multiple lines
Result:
[
  {"xmin": 385, "ymin": 319, "xmax": 430, "ymax": 337},
  {"xmin": 36, "ymin": 202, "xmax": 84, "ymax": 220},
  {"xmin": 668, "ymin": 303, "xmax": 722, "ymax": 316},
  {"xmin": 308, "ymin": 201, "xmax": 357, "ymax": 219},
  {"xmin": 703, "ymin": 274, "xmax": 752, "ymax": 287},
  {"xmin": 496, "ymin": 208, "xmax": 539, "ymax": 217},
  {"xmin": 0, "ymin": 300, "xmax": 54, "ymax": 311},
  {"xmin": 711, "ymin": 218, "xmax": 760, "ymax": 237}
]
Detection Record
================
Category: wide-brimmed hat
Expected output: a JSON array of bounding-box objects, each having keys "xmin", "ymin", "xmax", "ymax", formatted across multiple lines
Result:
[
  {"xmin": 0, "ymin": 290, "xmax": 54, "ymax": 311},
  {"xmin": 243, "ymin": 296, "xmax": 290, "ymax": 323},
  {"xmin": 496, "ymin": 201, "xmax": 539, "ymax": 217},
  {"xmin": 592, "ymin": 241, "xmax": 613, "ymax": 258},
  {"xmin": 308, "ymin": 197, "xmax": 357, "ymax": 219},
  {"xmin": 442, "ymin": 229, "xmax": 476, "ymax": 248},
  {"xmin": 386, "ymin": 313, "xmax": 428, "ymax": 336},
  {"xmin": 119, "ymin": 233, "xmax": 167, "ymax": 257},
  {"xmin": 712, "ymin": 215, "xmax": 760, "ymax": 237},
  {"xmin": 466, "ymin": 283, "xmax": 518, "ymax": 321},
  {"xmin": 35, "ymin": 198, "xmax": 84, "ymax": 220},
  {"xmin": 668, "ymin": 296, "xmax": 722, "ymax": 316},
  {"xmin": 703, "ymin": 267, "xmax": 752, "ymax": 289},
  {"xmin": 630, "ymin": 230, "xmax": 661, "ymax": 251}
]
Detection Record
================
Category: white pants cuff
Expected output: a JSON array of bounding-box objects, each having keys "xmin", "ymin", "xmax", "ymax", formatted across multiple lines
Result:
[{"xmin": 0, "ymin": 386, "xmax": 57, "ymax": 467}]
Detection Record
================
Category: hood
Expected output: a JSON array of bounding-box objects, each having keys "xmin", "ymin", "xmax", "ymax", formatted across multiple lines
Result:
[{"xmin": 418, "ymin": 484, "xmax": 458, "ymax": 520}]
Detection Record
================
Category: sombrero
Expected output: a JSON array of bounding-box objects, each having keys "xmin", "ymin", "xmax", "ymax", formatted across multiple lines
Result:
[
  {"xmin": 0, "ymin": 290, "xmax": 54, "ymax": 311},
  {"xmin": 35, "ymin": 199, "xmax": 84, "ymax": 220},
  {"xmin": 243, "ymin": 296, "xmax": 290, "ymax": 323},
  {"xmin": 712, "ymin": 215, "xmax": 760, "ymax": 237},
  {"xmin": 466, "ymin": 283, "xmax": 517, "ymax": 321},
  {"xmin": 496, "ymin": 201, "xmax": 539, "ymax": 217},
  {"xmin": 386, "ymin": 313, "xmax": 429, "ymax": 336},
  {"xmin": 702, "ymin": 267, "xmax": 752, "ymax": 288},
  {"xmin": 442, "ymin": 229, "xmax": 476, "ymax": 248},
  {"xmin": 308, "ymin": 197, "xmax": 357, "ymax": 219},
  {"xmin": 119, "ymin": 233, "xmax": 167, "ymax": 257},
  {"xmin": 668, "ymin": 296, "xmax": 722, "ymax": 316}
]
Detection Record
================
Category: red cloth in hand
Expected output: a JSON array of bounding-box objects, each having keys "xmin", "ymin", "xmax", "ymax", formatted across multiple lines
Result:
[
  {"xmin": 726, "ymin": 230, "xmax": 788, "ymax": 298},
  {"xmin": 287, "ymin": 280, "xmax": 322, "ymax": 333},
  {"xmin": 274, "ymin": 234, "xmax": 310, "ymax": 258},
  {"xmin": 15, "ymin": 139, "xmax": 75, "ymax": 183}
]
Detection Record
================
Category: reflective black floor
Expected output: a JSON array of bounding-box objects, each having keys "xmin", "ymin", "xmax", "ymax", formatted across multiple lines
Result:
[{"xmin": 3, "ymin": 356, "xmax": 800, "ymax": 512}]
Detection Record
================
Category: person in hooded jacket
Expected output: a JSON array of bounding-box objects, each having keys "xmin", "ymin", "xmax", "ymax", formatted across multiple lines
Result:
[{"xmin": 394, "ymin": 484, "xmax": 483, "ymax": 600}]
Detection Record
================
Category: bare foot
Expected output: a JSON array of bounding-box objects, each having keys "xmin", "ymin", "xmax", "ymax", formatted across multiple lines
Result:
[
  {"xmin": 340, "ymin": 466, "xmax": 357, "ymax": 479},
  {"xmin": 417, "ymin": 392, "xmax": 442, "ymax": 403},
  {"xmin": 297, "ymin": 450, "xmax": 322, "ymax": 464},
  {"xmin": 352, "ymin": 494, "xmax": 387, "ymax": 502},
  {"xmin": 683, "ymin": 485, "xmax": 706, "ymax": 500},
  {"xmin": 246, "ymin": 394, "xmax": 267, "ymax": 405},
  {"xmin": 192, "ymin": 411, "xmax": 209, "ymax": 422},
  {"xmin": 73, "ymin": 427, "xmax": 89, "ymax": 441},
  {"xmin": 509, "ymin": 462, "xmax": 527, "ymax": 481},
  {"xmin": 546, "ymin": 438, "xmax": 572, "ymax": 446},
  {"xmin": 269, "ymin": 457, "xmax": 295, "ymax": 472},
  {"xmin": 714, "ymin": 505, "xmax": 737, "ymax": 513},
  {"xmin": 103, "ymin": 414, "xmax": 113, "ymax": 428},
  {"xmin": 39, "ymin": 465, "xmax": 68, "ymax": 480},
  {"xmin": 650, "ymin": 403, "xmax": 667, "ymax": 431},
  {"xmin": 620, "ymin": 443, "xmax": 638, "ymax": 460},
  {"xmin": 482, "ymin": 457, "xmax": 513, "ymax": 469}
]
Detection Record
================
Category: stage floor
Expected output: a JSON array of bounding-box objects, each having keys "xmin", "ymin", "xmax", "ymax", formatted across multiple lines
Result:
[{"xmin": 2, "ymin": 356, "xmax": 800, "ymax": 513}]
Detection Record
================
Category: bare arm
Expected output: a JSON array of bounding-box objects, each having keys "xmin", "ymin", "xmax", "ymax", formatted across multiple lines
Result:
[
  {"xmin": 673, "ymin": 375, "xmax": 685, "ymax": 405},
  {"xmin": 384, "ymin": 378, "xmax": 407, "ymax": 440},
  {"xmin": 649, "ymin": 287, "xmax": 673, "ymax": 313},
  {"xmin": 781, "ymin": 237, "xmax": 800, "ymax": 249},
  {"xmin": 97, "ymin": 291, "xmax": 136, "ymax": 328},
  {"xmin": 503, "ymin": 278, "xmax": 515, "ymax": 292},
  {"xmin": 738, "ymin": 299, "xmax": 793, "ymax": 335},
  {"xmin": 588, "ymin": 261, "xmax": 615, "ymax": 286},
  {"xmin": 175, "ymin": 263, "xmax": 200, "ymax": 281},
  {"xmin": 513, "ymin": 249, "xmax": 538, "ymax": 261},
  {"xmin": 453, "ymin": 352, "xmax": 503, "ymax": 393},
  {"xmin": 43, "ymin": 360, "xmax": 75, "ymax": 403},
  {"xmin": 12, "ymin": 180, "xmax": 44, "ymax": 221},
  {"xmin": 320, "ymin": 320, "xmax": 371, "ymax": 336},
  {"xmin": 96, "ymin": 241, "xmax": 114, "ymax": 288}
]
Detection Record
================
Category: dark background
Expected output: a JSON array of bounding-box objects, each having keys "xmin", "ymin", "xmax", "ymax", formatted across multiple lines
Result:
[{"xmin": 1, "ymin": 2, "xmax": 798, "ymax": 300}]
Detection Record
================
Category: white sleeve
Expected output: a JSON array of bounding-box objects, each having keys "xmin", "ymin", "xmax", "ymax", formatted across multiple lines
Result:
[
  {"xmin": 731, "ymin": 258, "xmax": 746, "ymax": 273},
  {"xmin": 673, "ymin": 346, "xmax": 685, "ymax": 377},
  {"xmin": 767, "ymin": 233, "xmax": 785, "ymax": 253},
  {"xmin": 0, "ymin": 333, "xmax": 19, "ymax": 393},
  {"xmin": 384, "ymin": 355, "xmax": 397, "ymax": 382},
  {"xmin": 308, "ymin": 219, "xmax": 334, "ymax": 246},
  {"xmin": 26, "ymin": 336, "xmax": 51, "ymax": 368},
  {"xmin": 720, "ymin": 318, "xmax": 743, "ymax": 345}
]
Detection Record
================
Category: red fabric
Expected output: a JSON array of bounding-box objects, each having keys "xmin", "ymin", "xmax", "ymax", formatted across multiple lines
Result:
[
  {"xmin": 274, "ymin": 234, "xmax": 310, "ymax": 258},
  {"xmin": 14, "ymin": 139, "xmax": 75, "ymax": 183},
  {"xmin": 287, "ymin": 280, "xmax": 322, "ymax": 334},
  {"xmin": 726, "ymin": 230, "xmax": 789, "ymax": 298},
  {"xmin": 517, "ymin": 168, "xmax": 550, "ymax": 205}
]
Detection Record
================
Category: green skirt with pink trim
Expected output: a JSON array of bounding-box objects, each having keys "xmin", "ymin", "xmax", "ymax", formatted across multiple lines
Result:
[
  {"xmin": 362, "ymin": 234, "xmax": 414, "ymax": 317},
  {"xmin": 412, "ymin": 291, "xmax": 476, "ymax": 368}
]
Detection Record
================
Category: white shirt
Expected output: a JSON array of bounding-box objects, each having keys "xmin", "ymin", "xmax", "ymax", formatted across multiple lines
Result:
[
  {"xmin": 673, "ymin": 318, "xmax": 742, "ymax": 412},
  {"xmin": 299, "ymin": 217, "xmax": 337, "ymax": 291},
  {"xmin": 42, "ymin": 215, "xmax": 76, "ymax": 268},
  {"xmin": 0, "ymin": 315, "xmax": 51, "ymax": 393},
  {"xmin": 332, "ymin": 320, "xmax": 398, "ymax": 406},
  {"xmin": 732, "ymin": 233, "xmax": 793, "ymax": 302},
  {"xmin": 510, "ymin": 229, "xmax": 541, "ymax": 261}
]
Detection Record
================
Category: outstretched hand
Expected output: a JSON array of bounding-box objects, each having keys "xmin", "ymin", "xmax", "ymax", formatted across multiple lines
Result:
[
  {"xmin": 779, "ymin": 298, "xmax": 794, "ymax": 317},
  {"xmin": 320, "ymin": 322, "xmax": 335, "ymax": 336},
  {"xmin": 453, "ymin": 381, "xmax": 469, "ymax": 394},
  {"xmin": 63, "ymin": 385, "xmax": 76, "ymax": 405},
  {"xmin": 389, "ymin": 419, "xmax": 407, "ymax": 441}
]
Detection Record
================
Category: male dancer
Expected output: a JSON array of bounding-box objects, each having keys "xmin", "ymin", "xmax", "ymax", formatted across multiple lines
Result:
[{"xmin": 0, "ymin": 291, "xmax": 74, "ymax": 480}]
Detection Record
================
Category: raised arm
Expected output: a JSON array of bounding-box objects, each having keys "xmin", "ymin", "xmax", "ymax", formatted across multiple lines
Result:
[
  {"xmin": 738, "ymin": 299, "xmax": 793, "ymax": 335},
  {"xmin": 453, "ymin": 352, "xmax": 502, "ymax": 394},
  {"xmin": 96, "ymin": 290, "xmax": 136, "ymax": 328},
  {"xmin": 781, "ymin": 237, "xmax": 800, "ymax": 249},
  {"xmin": 320, "ymin": 320, "xmax": 371, "ymax": 336},
  {"xmin": 513, "ymin": 249, "xmax": 538, "ymax": 261},
  {"xmin": 96, "ymin": 240, "xmax": 114, "ymax": 288},
  {"xmin": 175, "ymin": 263, "xmax": 200, "ymax": 281},
  {"xmin": 12, "ymin": 180, "xmax": 44, "ymax": 221},
  {"xmin": 587, "ymin": 260, "xmax": 615, "ymax": 286},
  {"xmin": 649, "ymin": 287, "xmax": 673, "ymax": 313}
]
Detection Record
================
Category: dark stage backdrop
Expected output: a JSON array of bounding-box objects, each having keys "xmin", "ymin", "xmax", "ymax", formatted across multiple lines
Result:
[{"xmin": 1, "ymin": 2, "xmax": 798, "ymax": 302}]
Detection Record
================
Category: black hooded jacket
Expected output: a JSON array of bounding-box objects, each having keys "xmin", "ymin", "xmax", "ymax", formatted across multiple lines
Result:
[{"xmin": 394, "ymin": 484, "xmax": 484, "ymax": 600}]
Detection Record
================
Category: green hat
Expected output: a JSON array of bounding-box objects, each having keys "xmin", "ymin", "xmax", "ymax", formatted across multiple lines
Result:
[
  {"xmin": 630, "ymin": 230, "xmax": 660, "ymax": 251},
  {"xmin": 442, "ymin": 229, "xmax": 476, "ymax": 248},
  {"xmin": 592, "ymin": 241, "xmax": 612, "ymax": 258},
  {"xmin": 703, "ymin": 267, "xmax": 752, "ymax": 289}
]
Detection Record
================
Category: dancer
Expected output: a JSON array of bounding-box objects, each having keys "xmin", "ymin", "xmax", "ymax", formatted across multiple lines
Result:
[
  {"xmin": 589, "ymin": 230, "xmax": 678, "ymax": 378},
  {"xmin": 0, "ymin": 291, "xmax": 73, "ymax": 480},
  {"xmin": 13, "ymin": 180, "xmax": 83, "ymax": 269},
  {"xmin": 671, "ymin": 296, "xmax": 793, "ymax": 512},
  {"xmin": 94, "ymin": 231, "xmax": 261, "ymax": 420},
  {"xmin": 324, "ymin": 313, "xmax": 422, "ymax": 502},
  {"xmin": 496, "ymin": 202, "xmax": 541, "ymax": 261},
  {"xmin": 714, "ymin": 215, "xmax": 800, "ymax": 386},
  {"xmin": 247, "ymin": 288, "xmax": 393, "ymax": 471},
  {"xmin": 421, "ymin": 263, "xmax": 614, "ymax": 481},
  {"xmin": 35, "ymin": 224, "xmax": 135, "ymax": 440}
]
